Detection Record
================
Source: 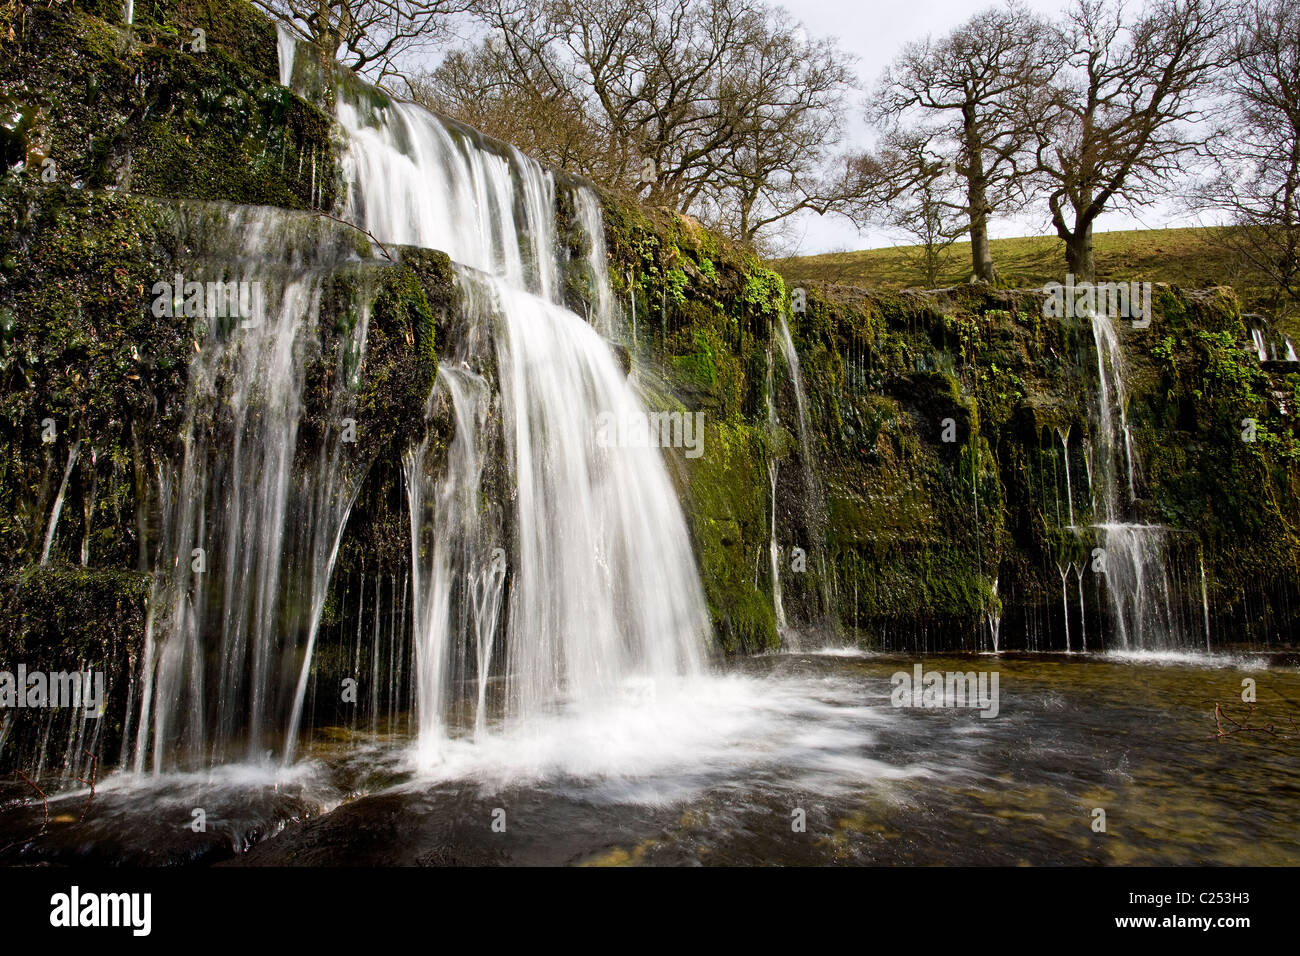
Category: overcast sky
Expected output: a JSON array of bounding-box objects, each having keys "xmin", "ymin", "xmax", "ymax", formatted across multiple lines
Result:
[{"xmin": 776, "ymin": 0, "xmax": 1198, "ymax": 255}]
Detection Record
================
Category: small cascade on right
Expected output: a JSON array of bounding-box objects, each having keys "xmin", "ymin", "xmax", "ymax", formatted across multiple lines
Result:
[
  {"xmin": 775, "ymin": 312, "xmax": 833, "ymax": 626},
  {"xmin": 1245, "ymin": 313, "xmax": 1299, "ymax": 365},
  {"xmin": 1087, "ymin": 311, "xmax": 1193, "ymax": 651},
  {"xmin": 762, "ymin": 309, "xmax": 837, "ymax": 648},
  {"xmin": 764, "ymin": 338, "xmax": 787, "ymax": 634}
]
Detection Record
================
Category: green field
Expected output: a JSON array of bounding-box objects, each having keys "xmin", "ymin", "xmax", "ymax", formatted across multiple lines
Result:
[{"xmin": 775, "ymin": 226, "xmax": 1287, "ymax": 318}]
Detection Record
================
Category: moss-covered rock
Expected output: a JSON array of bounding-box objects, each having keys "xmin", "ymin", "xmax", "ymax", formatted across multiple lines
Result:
[
  {"xmin": 596, "ymin": 185, "xmax": 1300, "ymax": 651},
  {"xmin": 3, "ymin": 4, "xmax": 336, "ymax": 209},
  {"xmin": 0, "ymin": 563, "xmax": 149, "ymax": 773}
]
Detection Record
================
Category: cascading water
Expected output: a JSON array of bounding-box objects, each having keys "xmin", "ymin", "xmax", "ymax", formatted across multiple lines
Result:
[
  {"xmin": 133, "ymin": 205, "xmax": 374, "ymax": 771},
  {"xmin": 1200, "ymin": 552, "xmax": 1213, "ymax": 652},
  {"xmin": 275, "ymin": 21, "xmax": 296, "ymax": 87},
  {"xmin": 40, "ymin": 441, "xmax": 81, "ymax": 565},
  {"xmin": 1247, "ymin": 318, "xmax": 1298, "ymax": 363},
  {"xmin": 764, "ymin": 340, "xmax": 786, "ymax": 632},
  {"xmin": 774, "ymin": 313, "xmax": 832, "ymax": 623},
  {"xmin": 404, "ymin": 361, "xmax": 502, "ymax": 759},
  {"xmin": 574, "ymin": 189, "xmax": 616, "ymax": 338},
  {"xmin": 1087, "ymin": 312, "xmax": 1186, "ymax": 650},
  {"xmin": 776, "ymin": 315, "xmax": 815, "ymax": 467},
  {"xmin": 1074, "ymin": 563, "xmax": 1087, "ymax": 651},
  {"xmin": 987, "ymin": 576, "xmax": 1001, "ymax": 652},
  {"xmin": 337, "ymin": 85, "xmax": 710, "ymax": 766},
  {"xmin": 1057, "ymin": 425, "xmax": 1073, "ymax": 527},
  {"xmin": 1057, "ymin": 562, "xmax": 1072, "ymax": 652},
  {"xmin": 1091, "ymin": 314, "xmax": 1136, "ymax": 501},
  {"xmin": 337, "ymin": 96, "xmax": 558, "ymax": 301}
]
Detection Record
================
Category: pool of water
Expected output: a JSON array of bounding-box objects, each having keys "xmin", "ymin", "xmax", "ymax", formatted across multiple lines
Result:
[{"xmin": 2, "ymin": 651, "xmax": 1297, "ymax": 865}]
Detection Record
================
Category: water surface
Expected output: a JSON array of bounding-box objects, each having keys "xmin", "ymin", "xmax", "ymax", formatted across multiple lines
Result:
[{"xmin": 3, "ymin": 652, "xmax": 1296, "ymax": 866}]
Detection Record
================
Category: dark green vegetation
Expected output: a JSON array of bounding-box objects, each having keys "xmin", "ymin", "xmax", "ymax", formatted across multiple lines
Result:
[
  {"xmin": 3, "ymin": 2, "xmax": 334, "ymax": 208},
  {"xmin": 604, "ymin": 197, "xmax": 1300, "ymax": 652},
  {"xmin": 0, "ymin": 0, "xmax": 1298, "ymax": 778}
]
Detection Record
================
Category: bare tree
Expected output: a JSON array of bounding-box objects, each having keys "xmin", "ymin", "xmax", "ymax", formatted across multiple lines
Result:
[
  {"xmin": 462, "ymin": 0, "xmax": 738, "ymax": 205},
  {"xmin": 1193, "ymin": 0, "xmax": 1300, "ymax": 312},
  {"xmin": 437, "ymin": 0, "xmax": 856, "ymax": 246},
  {"xmin": 687, "ymin": 6, "xmax": 854, "ymax": 246},
  {"xmin": 253, "ymin": 0, "xmax": 474, "ymax": 87},
  {"xmin": 881, "ymin": 132, "xmax": 969, "ymax": 287},
  {"xmin": 872, "ymin": 2, "xmax": 1054, "ymax": 283},
  {"xmin": 409, "ymin": 38, "xmax": 612, "ymax": 176},
  {"xmin": 1028, "ymin": 0, "xmax": 1229, "ymax": 281}
]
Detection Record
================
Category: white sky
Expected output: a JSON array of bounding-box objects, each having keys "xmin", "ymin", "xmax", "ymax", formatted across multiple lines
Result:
[{"xmin": 776, "ymin": 0, "xmax": 1198, "ymax": 255}]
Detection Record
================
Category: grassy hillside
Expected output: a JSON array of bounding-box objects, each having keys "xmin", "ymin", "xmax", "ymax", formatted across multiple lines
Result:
[{"xmin": 775, "ymin": 226, "xmax": 1295, "ymax": 333}]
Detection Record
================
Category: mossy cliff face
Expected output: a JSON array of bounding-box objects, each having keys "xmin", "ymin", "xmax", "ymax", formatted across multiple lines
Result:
[
  {"xmin": 0, "ymin": 176, "xmax": 445, "ymax": 771},
  {"xmin": 2, "ymin": 1, "xmax": 335, "ymax": 208},
  {"xmin": 592, "ymin": 191, "xmax": 1300, "ymax": 652},
  {"xmin": 1126, "ymin": 289, "xmax": 1300, "ymax": 639},
  {"xmin": 0, "ymin": 565, "xmax": 149, "ymax": 774},
  {"xmin": 0, "ymin": 0, "xmax": 448, "ymax": 773}
]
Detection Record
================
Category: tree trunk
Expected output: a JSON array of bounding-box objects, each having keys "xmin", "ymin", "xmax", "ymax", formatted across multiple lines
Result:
[
  {"xmin": 1065, "ymin": 223, "xmax": 1095, "ymax": 282},
  {"xmin": 969, "ymin": 203, "xmax": 997, "ymax": 284},
  {"xmin": 962, "ymin": 113, "xmax": 998, "ymax": 284}
]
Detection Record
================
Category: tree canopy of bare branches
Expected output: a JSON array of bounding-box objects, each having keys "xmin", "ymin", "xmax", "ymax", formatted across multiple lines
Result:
[
  {"xmin": 870, "ymin": 2, "xmax": 1055, "ymax": 282},
  {"xmin": 254, "ymin": 0, "xmax": 474, "ymax": 87},
  {"xmin": 415, "ymin": 0, "xmax": 856, "ymax": 249},
  {"xmin": 1193, "ymin": 0, "xmax": 1300, "ymax": 312},
  {"xmin": 1028, "ymin": 0, "xmax": 1229, "ymax": 280}
]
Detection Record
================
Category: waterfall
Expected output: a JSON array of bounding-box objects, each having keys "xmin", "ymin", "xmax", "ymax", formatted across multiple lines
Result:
[
  {"xmin": 1247, "ymin": 319, "xmax": 1299, "ymax": 363},
  {"xmin": 1251, "ymin": 327, "xmax": 1269, "ymax": 361},
  {"xmin": 40, "ymin": 440, "xmax": 81, "ymax": 564},
  {"xmin": 338, "ymin": 97, "xmax": 558, "ymax": 301},
  {"xmin": 1200, "ymin": 553, "xmax": 1212, "ymax": 652},
  {"xmin": 987, "ymin": 576, "xmax": 1001, "ymax": 653},
  {"xmin": 775, "ymin": 312, "xmax": 832, "ymax": 622},
  {"xmin": 1091, "ymin": 314, "xmax": 1135, "ymax": 501},
  {"xmin": 1082, "ymin": 445, "xmax": 1095, "ymax": 513},
  {"xmin": 628, "ymin": 269, "xmax": 638, "ymax": 343},
  {"xmin": 1057, "ymin": 562, "xmax": 1072, "ymax": 652},
  {"xmin": 1087, "ymin": 312, "xmax": 1186, "ymax": 650},
  {"xmin": 275, "ymin": 22, "xmax": 297, "ymax": 88},
  {"xmin": 776, "ymin": 315, "xmax": 814, "ymax": 464},
  {"xmin": 764, "ymin": 340, "xmax": 786, "ymax": 631},
  {"xmin": 133, "ymin": 205, "xmax": 373, "ymax": 771},
  {"xmin": 574, "ymin": 189, "xmax": 615, "ymax": 338},
  {"xmin": 1074, "ymin": 563, "xmax": 1087, "ymax": 651},
  {"xmin": 404, "ymin": 362, "xmax": 500, "ymax": 762},
  {"xmin": 768, "ymin": 465, "xmax": 786, "ymax": 632},
  {"xmin": 339, "ymin": 89, "xmax": 710, "ymax": 765}
]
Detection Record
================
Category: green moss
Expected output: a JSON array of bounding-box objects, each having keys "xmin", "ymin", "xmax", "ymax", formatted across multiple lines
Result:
[
  {"xmin": 0, "ymin": 563, "xmax": 149, "ymax": 773},
  {"xmin": 684, "ymin": 421, "xmax": 779, "ymax": 653},
  {"xmin": 5, "ymin": 7, "xmax": 336, "ymax": 210}
]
